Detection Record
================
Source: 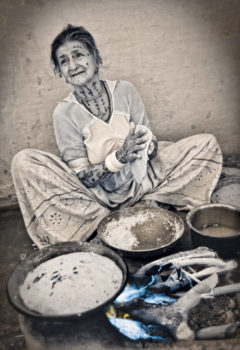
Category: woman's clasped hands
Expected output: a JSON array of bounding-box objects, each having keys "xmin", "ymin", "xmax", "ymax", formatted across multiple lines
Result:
[{"xmin": 116, "ymin": 122, "xmax": 150, "ymax": 164}]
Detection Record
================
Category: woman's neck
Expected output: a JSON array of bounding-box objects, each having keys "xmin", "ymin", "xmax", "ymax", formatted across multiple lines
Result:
[
  {"xmin": 74, "ymin": 75, "xmax": 103, "ymax": 101},
  {"xmin": 74, "ymin": 77, "xmax": 111, "ymax": 122}
]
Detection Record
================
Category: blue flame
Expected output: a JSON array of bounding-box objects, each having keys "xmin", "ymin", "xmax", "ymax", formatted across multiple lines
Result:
[
  {"xmin": 114, "ymin": 275, "xmax": 176, "ymax": 306},
  {"xmin": 108, "ymin": 318, "xmax": 167, "ymax": 341},
  {"xmin": 142, "ymin": 293, "xmax": 176, "ymax": 305},
  {"xmin": 114, "ymin": 283, "xmax": 146, "ymax": 304},
  {"xmin": 114, "ymin": 276, "xmax": 155, "ymax": 304},
  {"xmin": 107, "ymin": 264, "xmax": 192, "ymax": 341}
]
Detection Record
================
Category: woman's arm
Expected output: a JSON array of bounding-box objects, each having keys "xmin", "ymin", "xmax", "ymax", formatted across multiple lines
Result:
[
  {"xmin": 78, "ymin": 122, "xmax": 149, "ymax": 188},
  {"xmin": 77, "ymin": 162, "xmax": 112, "ymax": 188},
  {"xmin": 116, "ymin": 122, "xmax": 149, "ymax": 164}
]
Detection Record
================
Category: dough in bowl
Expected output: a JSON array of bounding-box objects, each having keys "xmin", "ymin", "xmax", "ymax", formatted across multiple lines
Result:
[{"xmin": 19, "ymin": 252, "xmax": 123, "ymax": 316}]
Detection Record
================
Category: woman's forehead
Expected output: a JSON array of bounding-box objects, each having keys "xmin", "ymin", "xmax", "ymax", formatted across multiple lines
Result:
[{"xmin": 56, "ymin": 40, "xmax": 90, "ymax": 57}]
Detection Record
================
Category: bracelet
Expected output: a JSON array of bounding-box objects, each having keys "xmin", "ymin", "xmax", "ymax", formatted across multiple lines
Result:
[{"xmin": 105, "ymin": 150, "xmax": 126, "ymax": 172}]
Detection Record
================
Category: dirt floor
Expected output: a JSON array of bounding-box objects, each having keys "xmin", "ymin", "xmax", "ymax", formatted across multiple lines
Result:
[{"xmin": 0, "ymin": 206, "xmax": 240, "ymax": 350}]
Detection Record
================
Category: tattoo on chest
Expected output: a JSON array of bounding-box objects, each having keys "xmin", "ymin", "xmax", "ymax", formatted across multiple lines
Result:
[{"xmin": 75, "ymin": 82, "xmax": 111, "ymax": 122}]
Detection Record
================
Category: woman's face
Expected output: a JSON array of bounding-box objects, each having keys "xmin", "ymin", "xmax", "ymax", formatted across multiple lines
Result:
[{"xmin": 56, "ymin": 40, "xmax": 97, "ymax": 87}]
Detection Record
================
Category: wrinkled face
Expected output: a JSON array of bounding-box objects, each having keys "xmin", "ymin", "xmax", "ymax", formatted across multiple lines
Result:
[{"xmin": 56, "ymin": 40, "xmax": 97, "ymax": 87}]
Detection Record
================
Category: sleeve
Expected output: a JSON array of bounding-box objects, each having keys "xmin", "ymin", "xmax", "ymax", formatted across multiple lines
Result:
[{"xmin": 53, "ymin": 102, "xmax": 91, "ymax": 174}]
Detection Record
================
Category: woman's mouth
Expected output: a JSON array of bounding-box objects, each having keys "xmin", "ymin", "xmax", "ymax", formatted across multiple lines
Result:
[{"xmin": 71, "ymin": 71, "xmax": 85, "ymax": 77}]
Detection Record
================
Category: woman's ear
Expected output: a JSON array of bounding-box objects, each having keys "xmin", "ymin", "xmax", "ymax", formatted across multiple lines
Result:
[
  {"xmin": 95, "ymin": 61, "xmax": 100, "ymax": 74},
  {"xmin": 54, "ymin": 67, "xmax": 62, "ymax": 78}
]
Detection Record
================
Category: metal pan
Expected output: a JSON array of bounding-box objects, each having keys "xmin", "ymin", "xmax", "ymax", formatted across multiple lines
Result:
[
  {"xmin": 6, "ymin": 241, "xmax": 127, "ymax": 321},
  {"xmin": 186, "ymin": 203, "xmax": 240, "ymax": 258},
  {"xmin": 97, "ymin": 206, "xmax": 185, "ymax": 258}
]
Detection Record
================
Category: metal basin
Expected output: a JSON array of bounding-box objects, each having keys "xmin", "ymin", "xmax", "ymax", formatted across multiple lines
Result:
[
  {"xmin": 6, "ymin": 241, "xmax": 127, "ymax": 320},
  {"xmin": 97, "ymin": 206, "xmax": 185, "ymax": 258},
  {"xmin": 186, "ymin": 203, "xmax": 240, "ymax": 258}
]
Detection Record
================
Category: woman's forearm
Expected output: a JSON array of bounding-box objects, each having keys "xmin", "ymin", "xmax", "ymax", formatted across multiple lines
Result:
[
  {"xmin": 78, "ymin": 126, "xmax": 154, "ymax": 188},
  {"xmin": 77, "ymin": 162, "xmax": 113, "ymax": 188}
]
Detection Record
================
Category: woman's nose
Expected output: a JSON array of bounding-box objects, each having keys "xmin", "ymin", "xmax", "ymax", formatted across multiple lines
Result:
[{"xmin": 69, "ymin": 57, "xmax": 78, "ymax": 70}]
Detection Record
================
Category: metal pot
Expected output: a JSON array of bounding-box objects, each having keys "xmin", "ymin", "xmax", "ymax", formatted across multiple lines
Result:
[
  {"xmin": 97, "ymin": 206, "xmax": 185, "ymax": 258},
  {"xmin": 186, "ymin": 203, "xmax": 240, "ymax": 258},
  {"xmin": 7, "ymin": 241, "xmax": 127, "ymax": 321}
]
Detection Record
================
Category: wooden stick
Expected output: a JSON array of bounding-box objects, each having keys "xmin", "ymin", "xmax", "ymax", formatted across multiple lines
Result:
[
  {"xmin": 202, "ymin": 283, "xmax": 240, "ymax": 298},
  {"xmin": 196, "ymin": 322, "xmax": 240, "ymax": 340}
]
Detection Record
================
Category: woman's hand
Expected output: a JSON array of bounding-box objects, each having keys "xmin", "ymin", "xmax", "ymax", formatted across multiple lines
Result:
[
  {"xmin": 116, "ymin": 122, "xmax": 150, "ymax": 164},
  {"xmin": 78, "ymin": 162, "xmax": 112, "ymax": 188},
  {"xmin": 148, "ymin": 139, "xmax": 158, "ymax": 160},
  {"xmin": 148, "ymin": 141, "xmax": 155, "ymax": 156}
]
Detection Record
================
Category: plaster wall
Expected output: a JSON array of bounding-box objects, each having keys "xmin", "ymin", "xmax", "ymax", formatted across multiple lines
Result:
[{"xmin": 0, "ymin": 0, "xmax": 240, "ymax": 200}]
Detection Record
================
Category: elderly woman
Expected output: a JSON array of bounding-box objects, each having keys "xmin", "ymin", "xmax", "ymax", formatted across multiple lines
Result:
[{"xmin": 11, "ymin": 25, "xmax": 222, "ymax": 248}]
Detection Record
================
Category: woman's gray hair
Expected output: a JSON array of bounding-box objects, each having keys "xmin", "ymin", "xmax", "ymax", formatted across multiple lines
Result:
[{"xmin": 51, "ymin": 24, "xmax": 102, "ymax": 74}]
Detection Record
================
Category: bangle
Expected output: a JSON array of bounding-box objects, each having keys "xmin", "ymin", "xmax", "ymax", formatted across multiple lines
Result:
[{"xmin": 105, "ymin": 150, "xmax": 126, "ymax": 172}]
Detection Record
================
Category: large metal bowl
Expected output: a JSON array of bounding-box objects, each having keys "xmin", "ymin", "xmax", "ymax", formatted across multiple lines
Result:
[
  {"xmin": 6, "ymin": 241, "xmax": 127, "ymax": 320},
  {"xmin": 186, "ymin": 203, "xmax": 240, "ymax": 258},
  {"xmin": 97, "ymin": 206, "xmax": 185, "ymax": 258}
]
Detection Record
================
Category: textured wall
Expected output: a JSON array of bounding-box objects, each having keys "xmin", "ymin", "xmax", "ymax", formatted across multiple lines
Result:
[{"xmin": 0, "ymin": 0, "xmax": 240, "ymax": 200}]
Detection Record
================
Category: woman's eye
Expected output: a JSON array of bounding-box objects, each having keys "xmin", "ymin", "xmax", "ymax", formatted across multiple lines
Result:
[
  {"xmin": 76, "ymin": 52, "xmax": 83, "ymax": 58},
  {"xmin": 60, "ymin": 59, "xmax": 67, "ymax": 66}
]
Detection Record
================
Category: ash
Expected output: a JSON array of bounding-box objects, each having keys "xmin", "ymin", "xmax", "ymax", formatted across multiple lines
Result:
[{"xmin": 189, "ymin": 293, "xmax": 240, "ymax": 333}]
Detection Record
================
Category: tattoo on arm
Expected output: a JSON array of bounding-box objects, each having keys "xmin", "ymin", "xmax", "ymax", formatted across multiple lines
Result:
[{"xmin": 77, "ymin": 162, "xmax": 112, "ymax": 188}]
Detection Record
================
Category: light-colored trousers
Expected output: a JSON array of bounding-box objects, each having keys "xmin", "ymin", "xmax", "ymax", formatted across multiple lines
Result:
[{"xmin": 11, "ymin": 134, "xmax": 222, "ymax": 248}]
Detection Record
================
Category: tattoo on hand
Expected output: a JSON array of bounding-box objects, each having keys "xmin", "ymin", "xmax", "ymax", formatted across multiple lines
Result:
[
  {"xmin": 78, "ymin": 163, "xmax": 112, "ymax": 188},
  {"xmin": 116, "ymin": 128, "xmax": 149, "ymax": 164},
  {"xmin": 116, "ymin": 147, "xmax": 127, "ymax": 164}
]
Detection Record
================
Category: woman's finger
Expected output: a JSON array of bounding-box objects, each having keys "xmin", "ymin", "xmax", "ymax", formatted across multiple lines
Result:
[
  {"xmin": 129, "ymin": 122, "xmax": 135, "ymax": 135},
  {"xmin": 135, "ymin": 134, "xmax": 149, "ymax": 145},
  {"xmin": 134, "ymin": 129, "xmax": 148, "ymax": 138},
  {"xmin": 131, "ymin": 144, "xmax": 146, "ymax": 153},
  {"xmin": 128, "ymin": 153, "xmax": 142, "ymax": 162},
  {"xmin": 147, "ymin": 141, "xmax": 154, "ymax": 155}
]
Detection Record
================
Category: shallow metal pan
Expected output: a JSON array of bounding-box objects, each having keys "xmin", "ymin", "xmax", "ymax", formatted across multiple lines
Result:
[
  {"xmin": 97, "ymin": 206, "xmax": 185, "ymax": 258},
  {"xmin": 6, "ymin": 241, "xmax": 127, "ymax": 321}
]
